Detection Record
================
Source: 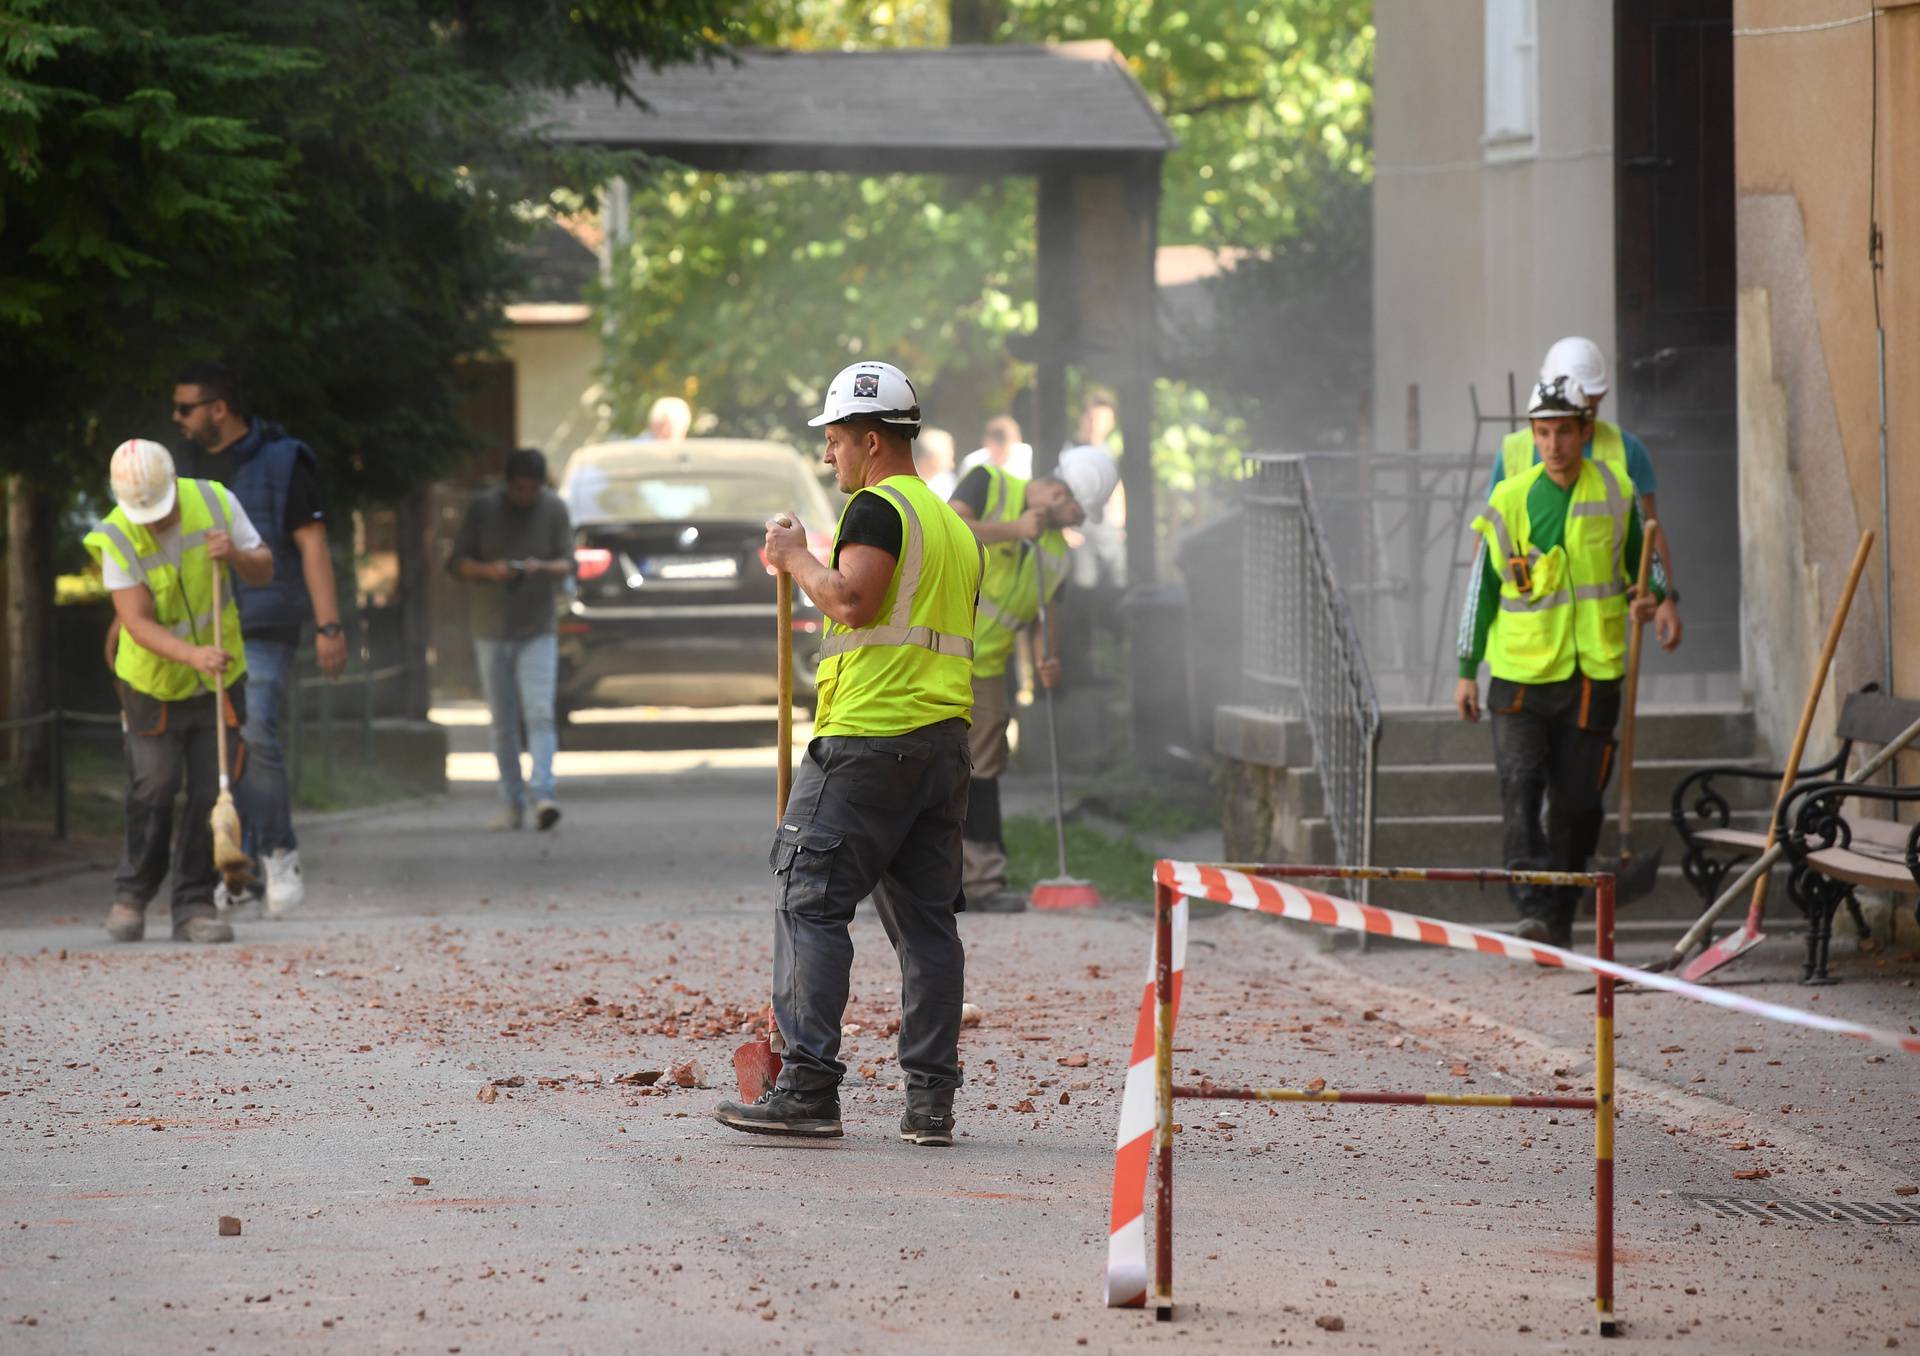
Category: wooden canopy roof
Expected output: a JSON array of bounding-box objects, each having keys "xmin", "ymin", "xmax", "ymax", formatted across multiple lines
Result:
[{"xmin": 541, "ymin": 41, "xmax": 1177, "ymax": 175}]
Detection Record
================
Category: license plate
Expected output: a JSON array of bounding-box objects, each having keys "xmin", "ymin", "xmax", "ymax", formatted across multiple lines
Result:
[{"xmin": 647, "ymin": 554, "xmax": 738, "ymax": 582}]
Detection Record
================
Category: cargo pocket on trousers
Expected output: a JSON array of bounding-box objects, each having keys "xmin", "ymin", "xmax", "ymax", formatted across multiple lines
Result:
[{"xmin": 770, "ymin": 821, "xmax": 842, "ymax": 914}]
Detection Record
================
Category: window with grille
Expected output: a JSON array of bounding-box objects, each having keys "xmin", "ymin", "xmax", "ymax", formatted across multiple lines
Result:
[{"xmin": 1484, "ymin": 0, "xmax": 1539, "ymax": 161}]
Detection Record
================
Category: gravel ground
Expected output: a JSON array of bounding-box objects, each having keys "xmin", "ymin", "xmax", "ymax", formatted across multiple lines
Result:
[{"xmin": 1, "ymin": 739, "xmax": 1916, "ymax": 1354}]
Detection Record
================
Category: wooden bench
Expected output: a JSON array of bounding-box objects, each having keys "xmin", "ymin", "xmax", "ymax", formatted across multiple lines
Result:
[{"xmin": 1672, "ymin": 687, "xmax": 1920, "ymax": 982}]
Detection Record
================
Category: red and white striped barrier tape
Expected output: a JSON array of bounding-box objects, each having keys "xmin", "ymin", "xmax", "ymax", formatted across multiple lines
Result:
[{"xmin": 1103, "ymin": 860, "xmax": 1920, "ymax": 1309}]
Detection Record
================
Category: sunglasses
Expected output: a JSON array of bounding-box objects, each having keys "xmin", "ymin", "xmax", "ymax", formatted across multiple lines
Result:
[{"xmin": 172, "ymin": 397, "xmax": 217, "ymax": 416}]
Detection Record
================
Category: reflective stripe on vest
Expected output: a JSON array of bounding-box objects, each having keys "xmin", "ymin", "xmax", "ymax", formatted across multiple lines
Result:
[
  {"xmin": 816, "ymin": 486, "xmax": 977, "ymax": 662},
  {"xmin": 1475, "ymin": 460, "xmax": 1632, "ymax": 684},
  {"xmin": 83, "ymin": 479, "xmax": 246, "ymax": 702}
]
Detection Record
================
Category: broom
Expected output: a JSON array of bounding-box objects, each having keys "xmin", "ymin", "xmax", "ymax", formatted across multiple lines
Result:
[
  {"xmin": 1027, "ymin": 547, "xmax": 1100, "ymax": 910},
  {"xmin": 733, "ymin": 531, "xmax": 794, "ymax": 1102},
  {"xmin": 207, "ymin": 557, "xmax": 253, "ymax": 894}
]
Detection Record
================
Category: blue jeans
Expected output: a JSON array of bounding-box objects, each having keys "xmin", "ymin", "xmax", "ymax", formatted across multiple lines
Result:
[
  {"xmin": 473, "ymin": 633, "xmax": 558, "ymax": 808},
  {"xmin": 237, "ymin": 638, "xmax": 297, "ymax": 857}
]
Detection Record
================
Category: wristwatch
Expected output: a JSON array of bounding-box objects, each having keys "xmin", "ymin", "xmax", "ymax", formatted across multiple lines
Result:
[
  {"xmin": 316, "ymin": 621, "xmax": 345, "ymax": 638},
  {"xmin": 1662, "ymin": 590, "xmax": 1681, "ymax": 606}
]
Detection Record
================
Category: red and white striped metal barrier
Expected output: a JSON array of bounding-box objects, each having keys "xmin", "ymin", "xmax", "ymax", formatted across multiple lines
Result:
[{"xmin": 1105, "ymin": 860, "xmax": 1920, "ymax": 1332}]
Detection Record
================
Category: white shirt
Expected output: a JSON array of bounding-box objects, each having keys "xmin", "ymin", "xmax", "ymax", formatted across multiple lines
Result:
[
  {"xmin": 958, "ymin": 441, "xmax": 1033, "ymax": 481},
  {"xmin": 102, "ymin": 493, "xmax": 262, "ymax": 592}
]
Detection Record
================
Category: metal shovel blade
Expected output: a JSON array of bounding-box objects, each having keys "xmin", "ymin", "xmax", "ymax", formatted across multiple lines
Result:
[
  {"xmin": 1615, "ymin": 842, "xmax": 1664, "ymax": 906},
  {"xmin": 1680, "ymin": 922, "xmax": 1766, "ymax": 982}
]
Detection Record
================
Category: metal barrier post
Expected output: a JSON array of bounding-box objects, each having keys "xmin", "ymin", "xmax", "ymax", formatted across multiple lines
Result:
[
  {"xmin": 51, "ymin": 710, "xmax": 68, "ymax": 841},
  {"xmin": 1153, "ymin": 878, "xmax": 1176, "ymax": 1322},
  {"xmin": 1595, "ymin": 872, "xmax": 1618, "ymax": 1336}
]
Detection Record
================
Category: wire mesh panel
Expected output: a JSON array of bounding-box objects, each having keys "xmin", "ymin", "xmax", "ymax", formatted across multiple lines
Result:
[{"xmin": 1241, "ymin": 455, "xmax": 1381, "ymax": 879}]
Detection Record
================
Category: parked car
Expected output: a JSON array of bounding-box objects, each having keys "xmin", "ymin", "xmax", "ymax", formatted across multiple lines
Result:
[{"xmin": 555, "ymin": 437, "xmax": 835, "ymax": 714}]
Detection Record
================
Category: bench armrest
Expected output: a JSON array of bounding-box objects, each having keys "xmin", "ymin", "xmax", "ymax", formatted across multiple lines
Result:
[
  {"xmin": 1783, "ymin": 781, "xmax": 1920, "ymax": 866},
  {"xmin": 1669, "ymin": 747, "xmax": 1848, "ymax": 842}
]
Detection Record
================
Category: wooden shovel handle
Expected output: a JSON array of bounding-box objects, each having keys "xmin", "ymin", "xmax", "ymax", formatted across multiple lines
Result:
[
  {"xmin": 776, "ymin": 571, "xmax": 793, "ymax": 821},
  {"xmin": 1750, "ymin": 531, "xmax": 1875, "ymax": 916},
  {"xmin": 1617, "ymin": 521, "xmax": 1657, "ymax": 842}
]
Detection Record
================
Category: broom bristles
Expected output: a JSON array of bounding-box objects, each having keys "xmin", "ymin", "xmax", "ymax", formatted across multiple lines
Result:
[{"xmin": 210, "ymin": 792, "xmax": 250, "ymax": 872}]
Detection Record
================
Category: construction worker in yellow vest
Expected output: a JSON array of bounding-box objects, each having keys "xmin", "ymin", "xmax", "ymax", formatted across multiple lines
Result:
[
  {"xmin": 84, "ymin": 440, "xmax": 272, "ymax": 945},
  {"xmin": 715, "ymin": 361, "xmax": 984, "ymax": 1148},
  {"xmin": 1493, "ymin": 336, "xmax": 1682, "ymax": 650},
  {"xmin": 945, "ymin": 444, "xmax": 1119, "ymax": 912},
  {"xmin": 1456, "ymin": 379, "xmax": 1679, "ymax": 950}
]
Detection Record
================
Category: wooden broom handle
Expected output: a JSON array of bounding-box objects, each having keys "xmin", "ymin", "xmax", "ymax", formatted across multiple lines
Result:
[
  {"xmin": 1617, "ymin": 521, "xmax": 1657, "ymax": 836},
  {"xmin": 1750, "ymin": 531, "xmax": 1875, "ymax": 914}
]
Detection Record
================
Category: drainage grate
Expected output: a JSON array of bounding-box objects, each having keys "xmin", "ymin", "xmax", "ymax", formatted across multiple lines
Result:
[{"xmin": 1687, "ymin": 1195, "xmax": 1920, "ymax": 1225}]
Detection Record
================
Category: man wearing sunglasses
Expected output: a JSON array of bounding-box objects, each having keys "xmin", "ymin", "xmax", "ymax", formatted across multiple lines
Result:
[{"xmin": 168, "ymin": 361, "xmax": 345, "ymax": 919}]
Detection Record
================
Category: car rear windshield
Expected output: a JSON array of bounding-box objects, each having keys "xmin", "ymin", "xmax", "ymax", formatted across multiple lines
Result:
[{"xmin": 570, "ymin": 470, "xmax": 812, "ymax": 523}]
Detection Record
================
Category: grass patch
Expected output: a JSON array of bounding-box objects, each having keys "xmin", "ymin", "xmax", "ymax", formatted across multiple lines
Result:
[
  {"xmin": 0, "ymin": 741, "xmax": 125, "ymax": 842},
  {"xmin": 1003, "ymin": 813, "xmax": 1160, "ymax": 906}
]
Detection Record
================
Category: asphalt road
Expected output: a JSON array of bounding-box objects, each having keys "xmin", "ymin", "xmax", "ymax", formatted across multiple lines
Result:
[{"xmin": 1, "ymin": 707, "xmax": 1916, "ymax": 1354}]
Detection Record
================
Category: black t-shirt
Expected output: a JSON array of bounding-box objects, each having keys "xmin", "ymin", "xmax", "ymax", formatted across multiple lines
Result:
[
  {"xmin": 949, "ymin": 466, "xmax": 993, "ymax": 516},
  {"xmin": 833, "ymin": 489, "xmax": 904, "ymax": 564}
]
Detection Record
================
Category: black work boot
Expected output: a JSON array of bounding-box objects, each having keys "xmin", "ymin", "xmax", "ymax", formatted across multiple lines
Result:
[
  {"xmin": 899, "ymin": 1090, "xmax": 955, "ymax": 1147},
  {"xmin": 713, "ymin": 1086, "xmax": 843, "ymax": 1139},
  {"xmin": 1512, "ymin": 915, "xmax": 1552, "ymax": 944}
]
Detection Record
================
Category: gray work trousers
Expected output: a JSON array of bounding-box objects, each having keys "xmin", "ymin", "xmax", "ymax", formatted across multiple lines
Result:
[
  {"xmin": 1488, "ymin": 673, "xmax": 1619, "ymax": 924},
  {"xmin": 116, "ymin": 683, "xmax": 246, "ymax": 923},
  {"xmin": 770, "ymin": 718, "xmax": 971, "ymax": 1103}
]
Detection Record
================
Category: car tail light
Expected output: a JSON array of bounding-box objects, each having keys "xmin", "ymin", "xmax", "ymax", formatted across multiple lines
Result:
[{"xmin": 575, "ymin": 547, "xmax": 614, "ymax": 581}]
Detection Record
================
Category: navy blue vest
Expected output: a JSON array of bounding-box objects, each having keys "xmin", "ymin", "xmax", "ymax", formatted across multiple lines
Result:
[{"xmin": 224, "ymin": 420, "xmax": 315, "ymax": 635}]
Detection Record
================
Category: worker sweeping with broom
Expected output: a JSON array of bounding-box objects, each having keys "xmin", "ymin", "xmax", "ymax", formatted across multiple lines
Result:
[
  {"xmin": 713, "ymin": 360, "xmax": 983, "ymax": 1146},
  {"xmin": 86, "ymin": 440, "xmax": 271, "ymax": 944},
  {"xmin": 945, "ymin": 442, "xmax": 1117, "ymax": 911}
]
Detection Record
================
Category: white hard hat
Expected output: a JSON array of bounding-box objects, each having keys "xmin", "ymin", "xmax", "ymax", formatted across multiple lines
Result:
[
  {"xmin": 1054, "ymin": 444, "xmax": 1120, "ymax": 524},
  {"xmin": 109, "ymin": 439, "xmax": 178, "ymax": 525},
  {"xmin": 807, "ymin": 361, "xmax": 921, "ymax": 430},
  {"xmin": 1527, "ymin": 376, "xmax": 1591, "ymax": 420},
  {"xmin": 1540, "ymin": 336, "xmax": 1608, "ymax": 399}
]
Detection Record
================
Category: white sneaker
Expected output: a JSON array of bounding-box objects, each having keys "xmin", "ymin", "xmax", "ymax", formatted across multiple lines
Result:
[
  {"xmin": 214, "ymin": 880, "xmax": 263, "ymax": 918},
  {"xmin": 489, "ymin": 805, "xmax": 525, "ymax": 832},
  {"xmin": 264, "ymin": 848, "xmax": 305, "ymax": 917}
]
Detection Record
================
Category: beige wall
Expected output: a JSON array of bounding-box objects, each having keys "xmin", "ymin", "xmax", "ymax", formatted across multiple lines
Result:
[
  {"xmin": 496, "ymin": 319, "xmax": 607, "ymax": 474},
  {"xmin": 1735, "ymin": 0, "xmax": 1916, "ymax": 745},
  {"xmin": 1373, "ymin": 0, "xmax": 1619, "ymax": 453}
]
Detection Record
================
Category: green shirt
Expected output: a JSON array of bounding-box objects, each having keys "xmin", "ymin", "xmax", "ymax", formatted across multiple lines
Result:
[
  {"xmin": 1458, "ymin": 473, "xmax": 1663, "ymax": 678},
  {"xmin": 451, "ymin": 487, "xmax": 574, "ymax": 641}
]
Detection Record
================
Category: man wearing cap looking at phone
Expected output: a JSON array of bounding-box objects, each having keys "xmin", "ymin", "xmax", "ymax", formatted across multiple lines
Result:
[
  {"xmin": 714, "ymin": 360, "xmax": 983, "ymax": 1148},
  {"xmin": 945, "ymin": 441, "xmax": 1119, "ymax": 912},
  {"xmin": 85, "ymin": 440, "xmax": 272, "ymax": 944},
  {"xmin": 451, "ymin": 448, "xmax": 575, "ymax": 833}
]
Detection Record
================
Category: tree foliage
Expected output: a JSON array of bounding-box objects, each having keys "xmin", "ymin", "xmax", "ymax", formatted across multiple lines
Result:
[
  {"xmin": 601, "ymin": 0, "xmax": 1373, "ymax": 462},
  {"xmin": 0, "ymin": 0, "xmax": 739, "ymax": 507}
]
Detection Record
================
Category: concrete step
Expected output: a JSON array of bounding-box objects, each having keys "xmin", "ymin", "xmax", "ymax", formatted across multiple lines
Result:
[
  {"xmin": 1371, "ymin": 758, "xmax": 1776, "ymax": 818},
  {"xmin": 1296, "ymin": 809, "xmax": 1767, "ymax": 874},
  {"xmin": 1377, "ymin": 706, "xmax": 1758, "ymax": 767}
]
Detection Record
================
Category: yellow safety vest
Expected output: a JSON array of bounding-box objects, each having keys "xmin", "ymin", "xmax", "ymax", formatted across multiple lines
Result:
[
  {"xmin": 1500, "ymin": 420, "xmax": 1633, "ymax": 493},
  {"xmin": 970, "ymin": 465, "xmax": 1069, "ymax": 681},
  {"xmin": 1472, "ymin": 459, "xmax": 1633, "ymax": 683},
  {"xmin": 813, "ymin": 475, "xmax": 984, "ymax": 737},
  {"xmin": 84, "ymin": 479, "xmax": 248, "ymax": 702}
]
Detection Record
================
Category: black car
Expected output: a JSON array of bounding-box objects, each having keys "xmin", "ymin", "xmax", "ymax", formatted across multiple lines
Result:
[{"xmin": 556, "ymin": 437, "xmax": 835, "ymax": 714}]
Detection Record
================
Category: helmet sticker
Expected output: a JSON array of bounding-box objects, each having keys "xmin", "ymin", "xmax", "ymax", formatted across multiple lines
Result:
[{"xmin": 852, "ymin": 372, "xmax": 880, "ymax": 399}]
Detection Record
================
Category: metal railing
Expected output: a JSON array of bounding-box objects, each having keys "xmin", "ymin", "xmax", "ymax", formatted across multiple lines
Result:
[
  {"xmin": 1241, "ymin": 455, "xmax": 1382, "ymax": 889},
  {"xmin": 0, "ymin": 707, "xmax": 124, "ymax": 841},
  {"xmin": 1, "ymin": 650, "xmax": 422, "ymax": 841}
]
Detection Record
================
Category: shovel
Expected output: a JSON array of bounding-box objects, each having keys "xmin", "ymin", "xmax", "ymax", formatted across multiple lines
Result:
[
  {"xmin": 207, "ymin": 561, "xmax": 253, "ymax": 894},
  {"xmin": 734, "ymin": 541, "xmax": 794, "ymax": 1102},
  {"xmin": 1027, "ymin": 548, "xmax": 1100, "ymax": 910},
  {"xmin": 1611, "ymin": 522, "xmax": 1662, "ymax": 904},
  {"xmin": 1677, "ymin": 531, "xmax": 1875, "ymax": 982}
]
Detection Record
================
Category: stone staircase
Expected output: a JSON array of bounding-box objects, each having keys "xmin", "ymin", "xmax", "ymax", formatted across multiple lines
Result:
[{"xmin": 1216, "ymin": 704, "xmax": 1770, "ymax": 922}]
